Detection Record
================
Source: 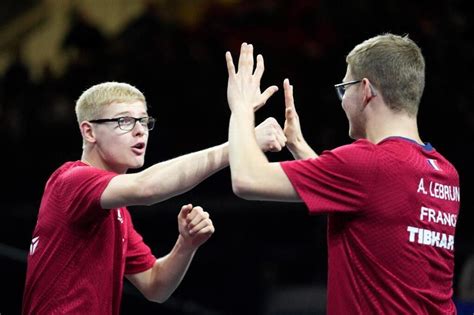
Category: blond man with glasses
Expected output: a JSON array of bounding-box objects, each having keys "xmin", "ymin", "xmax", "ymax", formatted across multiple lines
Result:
[{"xmin": 22, "ymin": 81, "xmax": 287, "ymax": 314}]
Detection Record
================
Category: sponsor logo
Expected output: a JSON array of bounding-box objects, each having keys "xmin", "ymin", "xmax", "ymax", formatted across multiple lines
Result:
[
  {"xmin": 30, "ymin": 236, "xmax": 39, "ymax": 255},
  {"xmin": 427, "ymin": 159, "xmax": 441, "ymax": 171},
  {"xmin": 117, "ymin": 209, "xmax": 123, "ymax": 224}
]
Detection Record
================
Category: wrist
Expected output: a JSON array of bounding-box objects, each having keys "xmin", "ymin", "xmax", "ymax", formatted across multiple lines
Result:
[
  {"xmin": 231, "ymin": 104, "xmax": 254, "ymax": 116},
  {"xmin": 231, "ymin": 109, "xmax": 255, "ymax": 129},
  {"xmin": 287, "ymin": 137, "xmax": 316, "ymax": 160},
  {"xmin": 175, "ymin": 235, "xmax": 199, "ymax": 255},
  {"xmin": 287, "ymin": 136, "xmax": 306, "ymax": 151}
]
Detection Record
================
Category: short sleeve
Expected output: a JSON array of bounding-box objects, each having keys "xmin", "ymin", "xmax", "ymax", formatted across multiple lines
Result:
[
  {"xmin": 281, "ymin": 140, "xmax": 377, "ymax": 214},
  {"xmin": 53, "ymin": 165, "xmax": 117, "ymax": 224},
  {"xmin": 124, "ymin": 211, "xmax": 156, "ymax": 274}
]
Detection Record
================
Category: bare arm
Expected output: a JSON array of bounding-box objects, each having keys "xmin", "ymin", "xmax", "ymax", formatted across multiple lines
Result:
[
  {"xmin": 101, "ymin": 144, "xmax": 228, "ymax": 208},
  {"xmin": 226, "ymin": 43, "xmax": 301, "ymax": 202},
  {"xmin": 101, "ymin": 119, "xmax": 286, "ymax": 209},
  {"xmin": 127, "ymin": 204, "xmax": 214, "ymax": 302}
]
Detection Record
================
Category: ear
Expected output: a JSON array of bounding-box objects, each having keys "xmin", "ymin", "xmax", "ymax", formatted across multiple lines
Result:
[
  {"xmin": 362, "ymin": 78, "xmax": 377, "ymax": 104},
  {"xmin": 80, "ymin": 121, "xmax": 96, "ymax": 144}
]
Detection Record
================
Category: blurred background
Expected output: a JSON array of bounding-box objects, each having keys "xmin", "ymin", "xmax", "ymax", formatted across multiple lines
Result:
[{"xmin": 1, "ymin": 0, "xmax": 473, "ymax": 314}]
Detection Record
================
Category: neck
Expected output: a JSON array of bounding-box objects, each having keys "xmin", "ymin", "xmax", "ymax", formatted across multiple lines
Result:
[
  {"xmin": 81, "ymin": 151, "xmax": 100, "ymax": 168},
  {"xmin": 81, "ymin": 150, "xmax": 124, "ymax": 174},
  {"xmin": 366, "ymin": 111, "xmax": 422, "ymax": 145}
]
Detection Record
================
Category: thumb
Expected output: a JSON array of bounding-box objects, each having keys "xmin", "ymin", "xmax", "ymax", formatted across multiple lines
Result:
[
  {"xmin": 256, "ymin": 86, "xmax": 279, "ymax": 111},
  {"xmin": 179, "ymin": 203, "xmax": 193, "ymax": 219}
]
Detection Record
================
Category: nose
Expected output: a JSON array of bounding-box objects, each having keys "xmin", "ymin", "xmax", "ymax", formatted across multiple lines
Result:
[{"xmin": 132, "ymin": 120, "xmax": 147, "ymax": 135}]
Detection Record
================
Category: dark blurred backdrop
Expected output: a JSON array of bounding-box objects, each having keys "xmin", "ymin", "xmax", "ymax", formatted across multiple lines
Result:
[{"xmin": 1, "ymin": 1, "xmax": 473, "ymax": 314}]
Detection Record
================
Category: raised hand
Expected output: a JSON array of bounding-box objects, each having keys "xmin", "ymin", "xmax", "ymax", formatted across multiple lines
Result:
[
  {"xmin": 226, "ymin": 43, "xmax": 278, "ymax": 112},
  {"xmin": 283, "ymin": 79, "xmax": 304, "ymax": 149},
  {"xmin": 283, "ymin": 79, "xmax": 317, "ymax": 159},
  {"xmin": 178, "ymin": 204, "xmax": 214, "ymax": 249},
  {"xmin": 255, "ymin": 117, "xmax": 287, "ymax": 152}
]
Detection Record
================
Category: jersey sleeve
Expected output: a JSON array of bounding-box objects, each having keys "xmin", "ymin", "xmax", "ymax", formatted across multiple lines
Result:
[
  {"xmin": 54, "ymin": 165, "xmax": 117, "ymax": 224},
  {"xmin": 124, "ymin": 212, "xmax": 157, "ymax": 274},
  {"xmin": 280, "ymin": 140, "xmax": 377, "ymax": 214}
]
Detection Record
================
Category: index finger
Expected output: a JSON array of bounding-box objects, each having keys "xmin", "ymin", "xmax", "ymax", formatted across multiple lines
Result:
[
  {"xmin": 284, "ymin": 78, "xmax": 295, "ymax": 110},
  {"xmin": 225, "ymin": 51, "xmax": 236, "ymax": 78}
]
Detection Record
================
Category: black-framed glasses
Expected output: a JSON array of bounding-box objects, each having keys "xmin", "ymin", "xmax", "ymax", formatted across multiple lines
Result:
[
  {"xmin": 334, "ymin": 79, "xmax": 361, "ymax": 101},
  {"xmin": 89, "ymin": 116, "xmax": 156, "ymax": 131}
]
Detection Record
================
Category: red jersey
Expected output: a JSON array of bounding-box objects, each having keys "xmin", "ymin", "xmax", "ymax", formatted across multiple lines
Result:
[
  {"xmin": 281, "ymin": 137, "xmax": 459, "ymax": 315},
  {"xmin": 23, "ymin": 161, "xmax": 156, "ymax": 315}
]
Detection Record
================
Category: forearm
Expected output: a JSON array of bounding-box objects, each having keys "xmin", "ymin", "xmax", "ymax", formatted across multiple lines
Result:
[
  {"xmin": 225, "ymin": 43, "xmax": 302, "ymax": 201},
  {"xmin": 139, "ymin": 144, "xmax": 229, "ymax": 204},
  {"xmin": 146, "ymin": 236, "xmax": 196, "ymax": 302},
  {"xmin": 229, "ymin": 110, "xmax": 270, "ymax": 196},
  {"xmin": 101, "ymin": 122, "xmax": 284, "ymax": 208}
]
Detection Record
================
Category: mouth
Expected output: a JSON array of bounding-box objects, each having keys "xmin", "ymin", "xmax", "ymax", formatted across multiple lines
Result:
[{"xmin": 131, "ymin": 142, "xmax": 146, "ymax": 155}]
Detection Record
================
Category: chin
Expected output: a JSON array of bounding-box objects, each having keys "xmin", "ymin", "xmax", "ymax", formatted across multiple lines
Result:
[
  {"xmin": 125, "ymin": 157, "xmax": 145, "ymax": 170},
  {"xmin": 131, "ymin": 161, "xmax": 145, "ymax": 169}
]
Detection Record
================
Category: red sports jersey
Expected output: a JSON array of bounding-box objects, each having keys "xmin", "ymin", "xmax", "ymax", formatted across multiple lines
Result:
[
  {"xmin": 281, "ymin": 137, "xmax": 459, "ymax": 315},
  {"xmin": 23, "ymin": 161, "xmax": 156, "ymax": 315}
]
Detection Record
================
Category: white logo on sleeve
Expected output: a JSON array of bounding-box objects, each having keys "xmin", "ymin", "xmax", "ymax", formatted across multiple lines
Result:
[
  {"xmin": 117, "ymin": 209, "xmax": 124, "ymax": 224},
  {"xmin": 427, "ymin": 159, "xmax": 441, "ymax": 171},
  {"xmin": 29, "ymin": 236, "xmax": 39, "ymax": 255}
]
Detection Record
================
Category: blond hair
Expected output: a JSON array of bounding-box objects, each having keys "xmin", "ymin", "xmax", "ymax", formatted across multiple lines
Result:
[
  {"xmin": 347, "ymin": 33, "xmax": 425, "ymax": 116},
  {"xmin": 75, "ymin": 82, "xmax": 146, "ymax": 124}
]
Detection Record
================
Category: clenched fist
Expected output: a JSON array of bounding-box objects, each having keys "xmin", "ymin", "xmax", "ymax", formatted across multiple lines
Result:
[{"xmin": 178, "ymin": 204, "xmax": 214, "ymax": 249}]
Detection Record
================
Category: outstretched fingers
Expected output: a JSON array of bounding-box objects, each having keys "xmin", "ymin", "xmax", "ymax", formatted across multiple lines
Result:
[
  {"xmin": 260, "ymin": 85, "xmax": 279, "ymax": 105},
  {"xmin": 233, "ymin": 44, "xmax": 265, "ymax": 80},
  {"xmin": 284, "ymin": 78, "xmax": 297, "ymax": 120},
  {"xmin": 284, "ymin": 79, "xmax": 295, "ymax": 109},
  {"xmin": 254, "ymin": 54, "xmax": 265, "ymax": 81},
  {"xmin": 237, "ymin": 43, "xmax": 254, "ymax": 76},
  {"xmin": 226, "ymin": 42, "xmax": 278, "ymax": 112}
]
